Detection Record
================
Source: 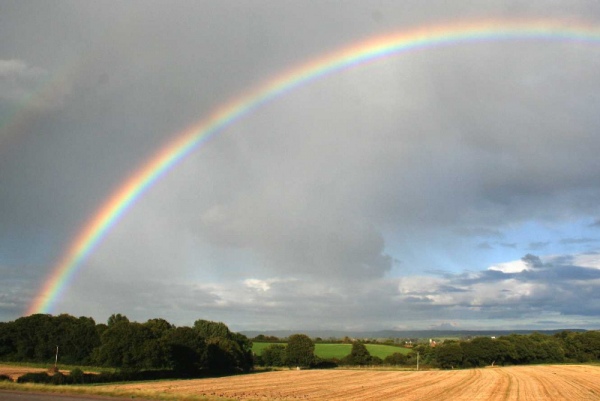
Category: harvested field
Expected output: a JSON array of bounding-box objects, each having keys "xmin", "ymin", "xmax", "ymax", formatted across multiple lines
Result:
[{"xmin": 105, "ymin": 364, "xmax": 600, "ymax": 401}]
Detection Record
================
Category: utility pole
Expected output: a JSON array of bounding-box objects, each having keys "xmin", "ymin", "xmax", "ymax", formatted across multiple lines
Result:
[
  {"xmin": 54, "ymin": 345, "xmax": 59, "ymax": 369},
  {"xmin": 416, "ymin": 351, "xmax": 419, "ymax": 371}
]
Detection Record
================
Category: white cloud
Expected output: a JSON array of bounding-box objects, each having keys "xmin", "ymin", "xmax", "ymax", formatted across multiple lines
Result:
[
  {"xmin": 569, "ymin": 253, "xmax": 600, "ymax": 269},
  {"xmin": 488, "ymin": 260, "xmax": 531, "ymax": 273}
]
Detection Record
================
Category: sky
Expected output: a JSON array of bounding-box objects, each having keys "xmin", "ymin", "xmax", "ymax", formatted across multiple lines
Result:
[{"xmin": 2, "ymin": 0, "xmax": 600, "ymax": 332}]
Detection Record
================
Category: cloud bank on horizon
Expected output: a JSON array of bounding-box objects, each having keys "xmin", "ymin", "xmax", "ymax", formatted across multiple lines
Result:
[{"xmin": 1, "ymin": 1, "xmax": 600, "ymax": 331}]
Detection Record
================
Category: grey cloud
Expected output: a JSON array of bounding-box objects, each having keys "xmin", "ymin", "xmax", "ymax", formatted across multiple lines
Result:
[
  {"xmin": 58, "ymin": 272, "xmax": 223, "ymax": 326},
  {"xmin": 0, "ymin": 59, "xmax": 46, "ymax": 102},
  {"xmin": 54, "ymin": 250, "xmax": 600, "ymax": 330},
  {"xmin": 528, "ymin": 241, "xmax": 551, "ymax": 250},
  {"xmin": 417, "ymin": 254, "xmax": 600, "ymax": 320},
  {"xmin": 0, "ymin": 265, "xmax": 42, "ymax": 317},
  {"xmin": 456, "ymin": 227, "xmax": 503, "ymax": 238},
  {"xmin": 522, "ymin": 254, "xmax": 544, "ymax": 268}
]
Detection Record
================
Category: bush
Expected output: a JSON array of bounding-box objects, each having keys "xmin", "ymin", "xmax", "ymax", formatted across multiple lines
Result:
[
  {"xmin": 0, "ymin": 374, "xmax": 11, "ymax": 382},
  {"xmin": 51, "ymin": 372, "xmax": 66, "ymax": 385},
  {"xmin": 311, "ymin": 358, "xmax": 338, "ymax": 369},
  {"xmin": 17, "ymin": 372, "xmax": 51, "ymax": 384},
  {"xmin": 69, "ymin": 368, "xmax": 85, "ymax": 384}
]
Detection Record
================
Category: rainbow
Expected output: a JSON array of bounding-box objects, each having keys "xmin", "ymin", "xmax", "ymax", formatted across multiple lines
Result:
[{"xmin": 26, "ymin": 19, "xmax": 600, "ymax": 315}]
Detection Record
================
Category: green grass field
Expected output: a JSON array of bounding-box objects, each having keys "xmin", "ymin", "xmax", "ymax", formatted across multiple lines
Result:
[{"xmin": 252, "ymin": 342, "xmax": 412, "ymax": 359}]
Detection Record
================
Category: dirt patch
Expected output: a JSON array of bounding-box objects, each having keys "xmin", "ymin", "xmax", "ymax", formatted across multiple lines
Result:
[{"xmin": 102, "ymin": 365, "xmax": 600, "ymax": 401}]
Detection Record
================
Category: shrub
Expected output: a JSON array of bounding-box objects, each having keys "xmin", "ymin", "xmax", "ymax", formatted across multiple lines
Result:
[
  {"xmin": 312, "ymin": 358, "xmax": 338, "ymax": 369},
  {"xmin": 384, "ymin": 352, "xmax": 408, "ymax": 365},
  {"xmin": 0, "ymin": 374, "xmax": 11, "ymax": 382},
  {"xmin": 69, "ymin": 368, "xmax": 85, "ymax": 384},
  {"xmin": 51, "ymin": 372, "xmax": 66, "ymax": 385},
  {"xmin": 17, "ymin": 372, "xmax": 51, "ymax": 384}
]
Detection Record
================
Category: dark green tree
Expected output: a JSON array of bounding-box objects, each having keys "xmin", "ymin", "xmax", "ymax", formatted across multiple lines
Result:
[
  {"xmin": 52, "ymin": 314, "xmax": 100, "ymax": 365},
  {"xmin": 12, "ymin": 314, "xmax": 54, "ymax": 361},
  {"xmin": 384, "ymin": 352, "xmax": 407, "ymax": 365},
  {"xmin": 92, "ymin": 321, "xmax": 160, "ymax": 370},
  {"xmin": 107, "ymin": 314, "xmax": 129, "ymax": 327},
  {"xmin": 435, "ymin": 341, "xmax": 463, "ymax": 369},
  {"xmin": 261, "ymin": 344, "xmax": 287, "ymax": 366},
  {"xmin": 192, "ymin": 319, "xmax": 253, "ymax": 372},
  {"xmin": 193, "ymin": 320, "xmax": 231, "ymax": 339},
  {"xmin": 343, "ymin": 342, "xmax": 372, "ymax": 366},
  {"xmin": 0, "ymin": 322, "xmax": 14, "ymax": 358},
  {"xmin": 163, "ymin": 326, "xmax": 207, "ymax": 373},
  {"xmin": 285, "ymin": 334, "xmax": 315, "ymax": 367}
]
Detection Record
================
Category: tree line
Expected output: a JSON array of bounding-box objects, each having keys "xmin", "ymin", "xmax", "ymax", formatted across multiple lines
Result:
[
  {"xmin": 255, "ymin": 331, "xmax": 600, "ymax": 369},
  {"xmin": 0, "ymin": 313, "xmax": 253, "ymax": 375},
  {"xmin": 426, "ymin": 331, "xmax": 600, "ymax": 369},
  {"xmin": 1, "ymin": 314, "xmax": 599, "ymax": 374}
]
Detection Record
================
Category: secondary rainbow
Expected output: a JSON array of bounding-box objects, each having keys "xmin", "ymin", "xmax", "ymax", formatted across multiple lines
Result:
[{"xmin": 27, "ymin": 19, "xmax": 600, "ymax": 315}]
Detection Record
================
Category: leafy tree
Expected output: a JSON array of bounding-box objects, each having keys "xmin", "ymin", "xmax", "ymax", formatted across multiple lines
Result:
[
  {"xmin": 0, "ymin": 323, "xmax": 13, "ymax": 360},
  {"xmin": 384, "ymin": 352, "xmax": 407, "ymax": 366},
  {"xmin": 52, "ymin": 314, "xmax": 100, "ymax": 365},
  {"xmin": 230, "ymin": 331, "xmax": 254, "ymax": 372},
  {"xmin": 261, "ymin": 344, "xmax": 286, "ymax": 367},
  {"xmin": 412, "ymin": 344, "xmax": 435, "ymax": 366},
  {"xmin": 163, "ymin": 326, "xmax": 207, "ymax": 373},
  {"xmin": 461, "ymin": 337, "xmax": 515, "ymax": 367},
  {"xmin": 502, "ymin": 334, "xmax": 537, "ymax": 364},
  {"xmin": 107, "ymin": 314, "xmax": 129, "ymax": 327},
  {"xmin": 371, "ymin": 356, "xmax": 383, "ymax": 365},
  {"xmin": 343, "ymin": 342, "xmax": 372, "ymax": 366},
  {"xmin": 193, "ymin": 320, "xmax": 231, "ymax": 339},
  {"xmin": 575, "ymin": 331, "xmax": 600, "ymax": 361},
  {"xmin": 93, "ymin": 321, "xmax": 159, "ymax": 370},
  {"xmin": 192, "ymin": 320, "xmax": 253, "ymax": 372},
  {"xmin": 286, "ymin": 334, "xmax": 315, "ymax": 367},
  {"xmin": 144, "ymin": 318, "xmax": 173, "ymax": 337},
  {"xmin": 435, "ymin": 341, "xmax": 463, "ymax": 369},
  {"xmin": 12, "ymin": 314, "xmax": 54, "ymax": 361}
]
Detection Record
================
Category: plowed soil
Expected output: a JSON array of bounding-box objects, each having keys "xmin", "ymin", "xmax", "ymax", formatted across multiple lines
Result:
[{"xmin": 105, "ymin": 365, "xmax": 600, "ymax": 401}]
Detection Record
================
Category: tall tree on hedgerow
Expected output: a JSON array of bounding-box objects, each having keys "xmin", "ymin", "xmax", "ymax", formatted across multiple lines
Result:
[{"xmin": 285, "ymin": 334, "xmax": 315, "ymax": 367}]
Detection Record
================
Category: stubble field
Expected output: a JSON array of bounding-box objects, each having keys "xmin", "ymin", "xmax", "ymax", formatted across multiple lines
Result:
[{"xmin": 103, "ymin": 364, "xmax": 600, "ymax": 401}]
